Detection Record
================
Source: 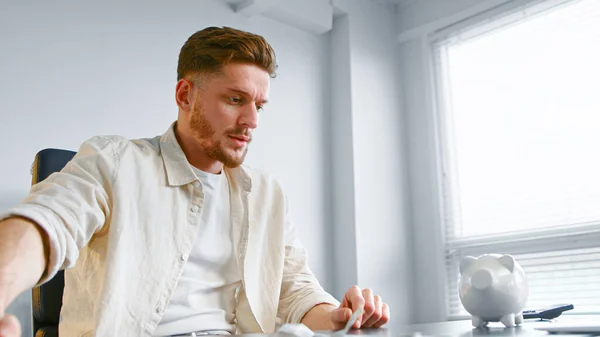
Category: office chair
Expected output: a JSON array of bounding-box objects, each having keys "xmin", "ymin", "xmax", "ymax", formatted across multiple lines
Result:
[{"xmin": 30, "ymin": 148, "xmax": 76, "ymax": 337}]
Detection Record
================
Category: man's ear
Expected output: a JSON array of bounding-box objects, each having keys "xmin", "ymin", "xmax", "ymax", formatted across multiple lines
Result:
[{"xmin": 175, "ymin": 78, "xmax": 193, "ymax": 112}]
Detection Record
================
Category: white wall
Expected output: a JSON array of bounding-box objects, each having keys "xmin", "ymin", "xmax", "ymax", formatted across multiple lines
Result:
[
  {"xmin": 329, "ymin": 0, "xmax": 413, "ymax": 329},
  {"xmin": 398, "ymin": 35, "xmax": 448, "ymax": 325},
  {"xmin": 395, "ymin": 0, "xmax": 540, "ymax": 324},
  {"xmin": 347, "ymin": 0, "xmax": 413, "ymax": 329},
  {"xmin": 329, "ymin": 13, "xmax": 359, "ymax": 298},
  {"xmin": 0, "ymin": 0, "xmax": 333, "ymax": 332}
]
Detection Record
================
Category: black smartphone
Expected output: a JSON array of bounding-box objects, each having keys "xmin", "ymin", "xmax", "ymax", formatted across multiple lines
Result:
[{"xmin": 522, "ymin": 304, "xmax": 574, "ymax": 320}]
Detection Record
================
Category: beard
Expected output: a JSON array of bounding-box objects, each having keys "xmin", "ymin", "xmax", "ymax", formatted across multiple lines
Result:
[{"xmin": 188, "ymin": 104, "xmax": 251, "ymax": 168}]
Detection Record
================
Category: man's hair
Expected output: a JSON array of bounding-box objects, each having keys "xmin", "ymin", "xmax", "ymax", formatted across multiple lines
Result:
[{"xmin": 177, "ymin": 26, "xmax": 277, "ymax": 80}]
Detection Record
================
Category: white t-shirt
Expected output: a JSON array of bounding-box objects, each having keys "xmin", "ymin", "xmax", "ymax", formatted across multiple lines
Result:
[{"xmin": 154, "ymin": 167, "xmax": 242, "ymax": 336}]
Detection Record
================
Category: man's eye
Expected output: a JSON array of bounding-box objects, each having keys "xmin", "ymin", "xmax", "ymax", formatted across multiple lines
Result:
[
  {"xmin": 256, "ymin": 105, "xmax": 264, "ymax": 112},
  {"xmin": 229, "ymin": 97, "xmax": 242, "ymax": 104}
]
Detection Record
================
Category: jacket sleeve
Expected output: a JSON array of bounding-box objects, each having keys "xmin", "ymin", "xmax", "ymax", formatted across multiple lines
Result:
[
  {"xmin": 0, "ymin": 136, "xmax": 119, "ymax": 285},
  {"xmin": 277, "ymin": 195, "xmax": 340, "ymax": 324}
]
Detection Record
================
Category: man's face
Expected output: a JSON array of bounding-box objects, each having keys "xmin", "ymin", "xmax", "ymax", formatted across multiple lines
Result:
[{"xmin": 182, "ymin": 63, "xmax": 270, "ymax": 168}]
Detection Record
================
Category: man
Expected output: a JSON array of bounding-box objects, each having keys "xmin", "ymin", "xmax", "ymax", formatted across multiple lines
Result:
[{"xmin": 0, "ymin": 27, "xmax": 389, "ymax": 337}]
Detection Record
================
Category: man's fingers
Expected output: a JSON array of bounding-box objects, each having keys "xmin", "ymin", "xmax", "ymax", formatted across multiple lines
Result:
[
  {"xmin": 361, "ymin": 288, "xmax": 375, "ymax": 325},
  {"xmin": 345, "ymin": 285, "xmax": 365, "ymax": 311},
  {"xmin": 341, "ymin": 285, "xmax": 390, "ymax": 329},
  {"xmin": 344, "ymin": 285, "xmax": 365, "ymax": 328},
  {"xmin": 0, "ymin": 314, "xmax": 22, "ymax": 337},
  {"xmin": 330, "ymin": 307, "xmax": 352, "ymax": 325},
  {"xmin": 364, "ymin": 295, "xmax": 383, "ymax": 327},
  {"xmin": 374, "ymin": 303, "xmax": 390, "ymax": 328}
]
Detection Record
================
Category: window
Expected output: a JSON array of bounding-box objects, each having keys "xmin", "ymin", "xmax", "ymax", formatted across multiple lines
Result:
[{"xmin": 433, "ymin": 0, "xmax": 600, "ymax": 317}]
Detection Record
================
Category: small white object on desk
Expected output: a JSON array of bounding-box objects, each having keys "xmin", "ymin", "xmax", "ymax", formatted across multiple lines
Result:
[
  {"xmin": 277, "ymin": 324, "xmax": 316, "ymax": 337},
  {"xmin": 534, "ymin": 321, "xmax": 600, "ymax": 334},
  {"xmin": 277, "ymin": 307, "xmax": 365, "ymax": 337},
  {"xmin": 459, "ymin": 254, "xmax": 529, "ymax": 328}
]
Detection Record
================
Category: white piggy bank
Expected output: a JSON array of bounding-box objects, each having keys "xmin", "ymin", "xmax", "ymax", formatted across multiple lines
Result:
[{"xmin": 459, "ymin": 254, "xmax": 529, "ymax": 328}]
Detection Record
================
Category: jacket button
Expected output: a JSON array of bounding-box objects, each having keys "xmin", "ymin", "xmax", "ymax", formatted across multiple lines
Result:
[{"xmin": 191, "ymin": 205, "xmax": 199, "ymax": 213}]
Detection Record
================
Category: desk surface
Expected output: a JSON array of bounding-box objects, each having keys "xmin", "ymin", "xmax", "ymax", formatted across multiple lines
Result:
[
  {"xmin": 393, "ymin": 320, "xmax": 555, "ymax": 336},
  {"xmin": 235, "ymin": 319, "xmax": 599, "ymax": 337},
  {"xmin": 323, "ymin": 319, "xmax": 597, "ymax": 337}
]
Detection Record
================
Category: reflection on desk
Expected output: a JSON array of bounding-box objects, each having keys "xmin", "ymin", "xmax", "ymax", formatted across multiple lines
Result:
[
  {"xmin": 244, "ymin": 319, "xmax": 600, "ymax": 337},
  {"xmin": 391, "ymin": 319, "xmax": 597, "ymax": 337}
]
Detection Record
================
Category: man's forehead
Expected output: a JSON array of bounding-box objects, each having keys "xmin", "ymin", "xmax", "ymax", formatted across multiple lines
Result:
[
  {"xmin": 220, "ymin": 63, "xmax": 269, "ymax": 81},
  {"xmin": 216, "ymin": 64, "xmax": 270, "ymax": 97}
]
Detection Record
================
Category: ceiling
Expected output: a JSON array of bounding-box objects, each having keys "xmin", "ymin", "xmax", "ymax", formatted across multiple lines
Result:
[
  {"xmin": 370, "ymin": 0, "xmax": 420, "ymax": 6},
  {"xmin": 223, "ymin": 0, "xmax": 420, "ymax": 8},
  {"xmin": 222, "ymin": 0, "xmax": 245, "ymax": 5}
]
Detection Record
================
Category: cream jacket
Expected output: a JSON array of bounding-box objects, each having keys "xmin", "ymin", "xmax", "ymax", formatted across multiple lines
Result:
[{"xmin": 0, "ymin": 124, "xmax": 338, "ymax": 336}]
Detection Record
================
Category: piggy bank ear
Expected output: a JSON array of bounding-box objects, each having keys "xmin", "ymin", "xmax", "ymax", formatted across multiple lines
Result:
[
  {"xmin": 498, "ymin": 254, "xmax": 515, "ymax": 272},
  {"xmin": 459, "ymin": 256, "xmax": 477, "ymax": 275}
]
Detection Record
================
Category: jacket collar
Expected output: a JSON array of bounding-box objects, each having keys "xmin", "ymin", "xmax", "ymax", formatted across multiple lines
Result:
[{"xmin": 159, "ymin": 122, "xmax": 252, "ymax": 192}]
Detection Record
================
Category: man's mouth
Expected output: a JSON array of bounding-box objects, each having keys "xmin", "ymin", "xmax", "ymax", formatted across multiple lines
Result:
[
  {"xmin": 229, "ymin": 135, "xmax": 250, "ymax": 142},
  {"xmin": 228, "ymin": 135, "xmax": 251, "ymax": 146}
]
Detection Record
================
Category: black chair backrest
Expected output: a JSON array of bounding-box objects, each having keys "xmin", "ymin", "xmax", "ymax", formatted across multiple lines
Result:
[{"xmin": 31, "ymin": 149, "xmax": 76, "ymax": 337}]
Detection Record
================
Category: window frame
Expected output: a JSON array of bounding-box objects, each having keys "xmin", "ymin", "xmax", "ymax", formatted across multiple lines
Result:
[{"xmin": 424, "ymin": 0, "xmax": 600, "ymax": 320}]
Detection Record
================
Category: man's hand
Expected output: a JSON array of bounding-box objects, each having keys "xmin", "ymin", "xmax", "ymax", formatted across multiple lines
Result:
[
  {"xmin": 0, "ymin": 312, "xmax": 21, "ymax": 337},
  {"xmin": 330, "ymin": 286, "xmax": 390, "ymax": 330}
]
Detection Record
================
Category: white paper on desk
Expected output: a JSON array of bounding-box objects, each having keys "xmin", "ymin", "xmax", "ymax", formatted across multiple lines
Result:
[
  {"xmin": 276, "ymin": 307, "xmax": 365, "ymax": 337},
  {"xmin": 277, "ymin": 324, "xmax": 315, "ymax": 337}
]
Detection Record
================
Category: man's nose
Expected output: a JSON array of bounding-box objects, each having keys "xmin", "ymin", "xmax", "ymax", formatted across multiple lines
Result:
[{"xmin": 239, "ymin": 104, "xmax": 258, "ymax": 129}]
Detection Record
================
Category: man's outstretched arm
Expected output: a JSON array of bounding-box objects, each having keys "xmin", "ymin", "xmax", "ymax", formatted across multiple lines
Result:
[
  {"xmin": 0, "ymin": 216, "xmax": 49, "ymax": 336},
  {"xmin": 0, "ymin": 136, "xmax": 119, "ymax": 337}
]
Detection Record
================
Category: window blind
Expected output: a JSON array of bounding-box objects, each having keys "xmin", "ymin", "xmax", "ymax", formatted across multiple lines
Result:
[
  {"xmin": 445, "ymin": 229, "xmax": 600, "ymax": 316},
  {"xmin": 433, "ymin": 0, "xmax": 600, "ymax": 317}
]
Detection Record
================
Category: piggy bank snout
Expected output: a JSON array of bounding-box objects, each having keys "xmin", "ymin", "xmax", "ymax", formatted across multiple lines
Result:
[{"xmin": 471, "ymin": 268, "xmax": 493, "ymax": 290}]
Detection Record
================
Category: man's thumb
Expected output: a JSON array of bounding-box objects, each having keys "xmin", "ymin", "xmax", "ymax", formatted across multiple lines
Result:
[
  {"xmin": 331, "ymin": 307, "xmax": 352, "ymax": 324},
  {"xmin": 0, "ymin": 314, "xmax": 22, "ymax": 337}
]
